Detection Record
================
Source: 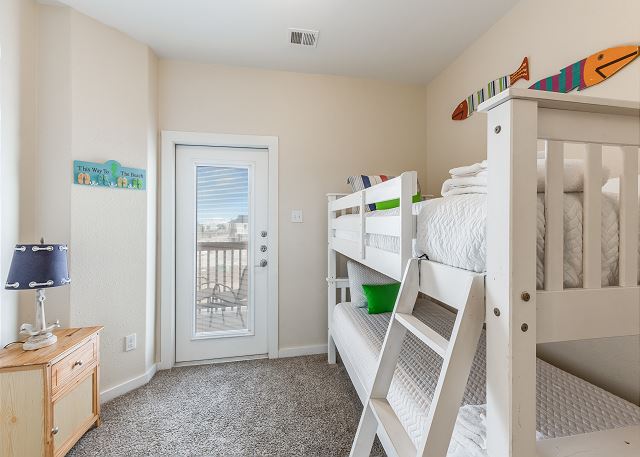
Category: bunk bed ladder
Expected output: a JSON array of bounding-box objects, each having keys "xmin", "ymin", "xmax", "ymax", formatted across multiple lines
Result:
[{"xmin": 350, "ymin": 258, "xmax": 485, "ymax": 457}]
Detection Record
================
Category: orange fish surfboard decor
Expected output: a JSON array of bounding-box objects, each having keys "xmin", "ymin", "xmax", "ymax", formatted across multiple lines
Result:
[
  {"xmin": 451, "ymin": 57, "xmax": 529, "ymax": 121},
  {"xmin": 529, "ymin": 45, "xmax": 639, "ymax": 93}
]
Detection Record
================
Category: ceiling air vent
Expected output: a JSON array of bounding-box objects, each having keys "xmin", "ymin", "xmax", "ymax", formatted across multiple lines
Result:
[{"xmin": 289, "ymin": 28, "xmax": 318, "ymax": 48}]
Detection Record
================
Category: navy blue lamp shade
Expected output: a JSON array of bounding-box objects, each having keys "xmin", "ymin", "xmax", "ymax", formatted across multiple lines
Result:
[{"xmin": 5, "ymin": 244, "xmax": 70, "ymax": 290}]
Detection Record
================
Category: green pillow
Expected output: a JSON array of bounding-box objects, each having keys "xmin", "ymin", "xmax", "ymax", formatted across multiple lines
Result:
[
  {"xmin": 375, "ymin": 192, "xmax": 421, "ymax": 210},
  {"xmin": 362, "ymin": 283, "xmax": 401, "ymax": 314}
]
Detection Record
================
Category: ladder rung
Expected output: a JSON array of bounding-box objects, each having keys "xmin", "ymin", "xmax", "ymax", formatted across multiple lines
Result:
[
  {"xmin": 395, "ymin": 312, "xmax": 449, "ymax": 358},
  {"xmin": 369, "ymin": 398, "xmax": 416, "ymax": 456}
]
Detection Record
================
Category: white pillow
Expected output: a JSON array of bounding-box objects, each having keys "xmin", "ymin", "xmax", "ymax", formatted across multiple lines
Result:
[
  {"xmin": 536, "ymin": 159, "xmax": 610, "ymax": 192},
  {"xmin": 346, "ymin": 260, "xmax": 396, "ymax": 307},
  {"xmin": 602, "ymin": 176, "xmax": 640, "ymax": 196}
]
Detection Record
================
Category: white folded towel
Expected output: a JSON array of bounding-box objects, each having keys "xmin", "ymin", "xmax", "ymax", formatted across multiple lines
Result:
[
  {"xmin": 441, "ymin": 159, "xmax": 610, "ymax": 197},
  {"xmin": 449, "ymin": 160, "xmax": 488, "ymax": 178},
  {"xmin": 441, "ymin": 177, "xmax": 487, "ymax": 197}
]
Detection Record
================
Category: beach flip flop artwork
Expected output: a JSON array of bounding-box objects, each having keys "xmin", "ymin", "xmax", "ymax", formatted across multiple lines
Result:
[
  {"xmin": 452, "ymin": 57, "xmax": 529, "ymax": 120},
  {"xmin": 529, "ymin": 45, "xmax": 640, "ymax": 93}
]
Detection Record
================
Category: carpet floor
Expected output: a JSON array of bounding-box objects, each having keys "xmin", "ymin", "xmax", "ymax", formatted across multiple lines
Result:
[{"xmin": 69, "ymin": 355, "xmax": 384, "ymax": 457}]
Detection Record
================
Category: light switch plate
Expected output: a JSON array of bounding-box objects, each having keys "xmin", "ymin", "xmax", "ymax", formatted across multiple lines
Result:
[
  {"xmin": 291, "ymin": 209, "xmax": 304, "ymax": 223},
  {"xmin": 125, "ymin": 333, "xmax": 137, "ymax": 352}
]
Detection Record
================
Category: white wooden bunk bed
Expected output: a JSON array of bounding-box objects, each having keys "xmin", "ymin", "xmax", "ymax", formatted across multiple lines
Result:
[{"xmin": 326, "ymin": 89, "xmax": 640, "ymax": 457}]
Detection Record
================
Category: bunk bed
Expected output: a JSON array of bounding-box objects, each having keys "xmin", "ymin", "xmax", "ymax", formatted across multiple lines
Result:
[{"xmin": 326, "ymin": 88, "xmax": 640, "ymax": 457}]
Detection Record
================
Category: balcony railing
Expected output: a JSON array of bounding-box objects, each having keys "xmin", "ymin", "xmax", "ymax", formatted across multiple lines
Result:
[{"xmin": 196, "ymin": 241, "xmax": 248, "ymax": 291}]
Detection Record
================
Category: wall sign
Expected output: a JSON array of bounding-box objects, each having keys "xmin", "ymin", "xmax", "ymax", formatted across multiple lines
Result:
[{"xmin": 73, "ymin": 160, "xmax": 146, "ymax": 190}]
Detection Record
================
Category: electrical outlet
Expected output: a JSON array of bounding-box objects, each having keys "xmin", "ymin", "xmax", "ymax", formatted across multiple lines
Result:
[
  {"xmin": 125, "ymin": 333, "xmax": 137, "ymax": 352},
  {"xmin": 291, "ymin": 209, "xmax": 304, "ymax": 223}
]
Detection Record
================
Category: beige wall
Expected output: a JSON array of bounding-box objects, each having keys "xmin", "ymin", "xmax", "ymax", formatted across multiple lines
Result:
[
  {"xmin": 30, "ymin": 5, "xmax": 158, "ymax": 393},
  {"xmin": 159, "ymin": 60, "xmax": 427, "ymax": 352},
  {"xmin": 425, "ymin": 0, "xmax": 640, "ymax": 403},
  {"xmin": 426, "ymin": 0, "xmax": 640, "ymax": 194},
  {"xmin": 0, "ymin": 0, "xmax": 38, "ymax": 345}
]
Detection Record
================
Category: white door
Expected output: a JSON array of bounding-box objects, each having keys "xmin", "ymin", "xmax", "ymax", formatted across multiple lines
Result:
[{"xmin": 175, "ymin": 145, "xmax": 270, "ymax": 362}]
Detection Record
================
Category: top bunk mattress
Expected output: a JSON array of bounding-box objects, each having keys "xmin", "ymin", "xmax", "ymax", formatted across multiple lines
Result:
[
  {"xmin": 331, "ymin": 299, "xmax": 640, "ymax": 455},
  {"xmin": 333, "ymin": 193, "xmax": 640, "ymax": 288}
]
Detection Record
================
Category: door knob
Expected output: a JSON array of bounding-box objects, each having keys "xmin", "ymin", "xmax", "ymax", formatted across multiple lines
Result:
[{"xmin": 257, "ymin": 259, "xmax": 268, "ymax": 267}]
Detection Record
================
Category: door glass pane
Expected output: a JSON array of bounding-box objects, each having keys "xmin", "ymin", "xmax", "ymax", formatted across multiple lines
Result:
[{"xmin": 195, "ymin": 166, "xmax": 249, "ymax": 335}]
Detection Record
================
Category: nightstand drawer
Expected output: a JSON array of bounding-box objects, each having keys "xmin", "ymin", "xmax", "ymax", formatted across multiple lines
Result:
[{"xmin": 52, "ymin": 336, "xmax": 97, "ymax": 394}]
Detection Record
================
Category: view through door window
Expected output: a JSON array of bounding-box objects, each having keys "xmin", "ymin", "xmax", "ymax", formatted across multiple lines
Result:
[{"xmin": 195, "ymin": 166, "xmax": 249, "ymax": 335}]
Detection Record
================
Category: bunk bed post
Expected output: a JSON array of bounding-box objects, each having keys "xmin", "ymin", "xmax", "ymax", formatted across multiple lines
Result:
[
  {"xmin": 485, "ymin": 98, "xmax": 538, "ymax": 457},
  {"xmin": 327, "ymin": 194, "xmax": 338, "ymax": 364},
  {"xmin": 399, "ymin": 172, "xmax": 416, "ymax": 276}
]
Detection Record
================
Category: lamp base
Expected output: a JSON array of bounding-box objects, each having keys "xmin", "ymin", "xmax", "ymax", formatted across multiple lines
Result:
[
  {"xmin": 18, "ymin": 289, "xmax": 60, "ymax": 350},
  {"xmin": 22, "ymin": 332, "xmax": 57, "ymax": 350}
]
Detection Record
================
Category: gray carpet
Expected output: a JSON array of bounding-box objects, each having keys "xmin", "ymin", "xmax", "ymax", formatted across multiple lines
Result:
[{"xmin": 69, "ymin": 355, "xmax": 384, "ymax": 457}]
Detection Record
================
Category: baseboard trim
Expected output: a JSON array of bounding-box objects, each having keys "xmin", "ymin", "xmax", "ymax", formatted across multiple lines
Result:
[
  {"xmin": 100, "ymin": 363, "xmax": 157, "ymax": 403},
  {"xmin": 278, "ymin": 344, "xmax": 327, "ymax": 358}
]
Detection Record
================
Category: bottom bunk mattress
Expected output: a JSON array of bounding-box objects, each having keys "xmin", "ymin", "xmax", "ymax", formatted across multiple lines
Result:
[{"xmin": 331, "ymin": 299, "xmax": 640, "ymax": 455}]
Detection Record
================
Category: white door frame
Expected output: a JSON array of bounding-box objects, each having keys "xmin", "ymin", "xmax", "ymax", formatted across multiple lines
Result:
[{"xmin": 159, "ymin": 131, "xmax": 279, "ymax": 369}]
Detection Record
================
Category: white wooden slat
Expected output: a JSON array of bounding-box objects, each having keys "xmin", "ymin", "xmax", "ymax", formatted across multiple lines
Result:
[
  {"xmin": 543, "ymin": 140, "xmax": 564, "ymax": 291},
  {"xmin": 395, "ymin": 312, "xmax": 449, "ymax": 357},
  {"xmin": 330, "ymin": 217, "xmax": 358, "ymax": 232},
  {"xmin": 329, "ymin": 236, "xmax": 361, "ymax": 261},
  {"xmin": 327, "ymin": 194, "xmax": 339, "ymax": 364},
  {"xmin": 619, "ymin": 146, "xmax": 639, "ymax": 287},
  {"xmin": 369, "ymin": 399, "xmax": 416, "ymax": 457},
  {"xmin": 485, "ymin": 98, "xmax": 538, "ymax": 457},
  {"xmin": 537, "ymin": 287, "xmax": 640, "ymax": 343},
  {"xmin": 331, "ymin": 215, "xmax": 411, "ymax": 237},
  {"xmin": 538, "ymin": 108, "xmax": 640, "ymax": 147},
  {"xmin": 365, "ymin": 216, "xmax": 403, "ymax": 237},
  {"xmin": 359, "ymin": 191, "xmax": 366, "ymax": 259},
  {"xmin": 418, "ymin": 260, "xmax": 482, "ymax": 311},
  {"xmin": 399, "ymin": 171, "xmax": 414, "ymax": 275},
  {"xmin": 329, "ymin": 192, "xmax": 361, "ymax": 212},
  {"xmin": 477, "ymin": 87, "xmax": 640, "ymax": 118},
  {"xmin": 329, "ymin": 236, "xmax": 404, "ymax": 281},
  {"xmin": 364, "ymin": 172, "xmax": 417, "ymax": 205},
  {"xmin": 418, "ymin": 275, "xmax": 485, "ymax": 457},
  {"xmin": 335, "ymin": 278, "xmax": 350, "ymax": 288},
  {"xmin": 583, "ymin": 143, "xmax": 602, "ymax": 289},
  {"xmin": 537, "ymin": 425, "xmax": 640, "ymax": 457}
]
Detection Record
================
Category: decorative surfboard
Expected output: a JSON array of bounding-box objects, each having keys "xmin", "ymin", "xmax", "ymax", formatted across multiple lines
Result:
[
  {"xmin": 529, "ymin": 45, "xmax": 639, "ymax": 93},
  {"xmin": 451, "ymin": 57, "xmax": 529, "ymax": 120}
]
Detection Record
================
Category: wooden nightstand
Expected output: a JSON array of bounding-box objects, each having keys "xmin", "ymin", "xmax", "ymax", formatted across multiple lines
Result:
[{"xmin": 0, "ymin": 326, "xmax": 103, "ymax": 457}]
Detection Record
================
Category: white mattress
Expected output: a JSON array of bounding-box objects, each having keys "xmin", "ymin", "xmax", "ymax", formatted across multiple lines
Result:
[
  {"xmin": 332, "ymin": 299, "xmax": 640, "ymax": 453},
  {"xmin": 334, "ymin": 193, "xmax": 640, "ymax": 288}
]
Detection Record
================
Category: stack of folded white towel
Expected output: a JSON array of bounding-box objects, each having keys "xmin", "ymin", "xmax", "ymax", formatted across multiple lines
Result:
[
  {"xmin": 441, "ymin": 160, "xmax": 488, "ymax": 197},
  {"xmin": 441, "ymin": 159, "xmax": 610, "ymax": 197}
]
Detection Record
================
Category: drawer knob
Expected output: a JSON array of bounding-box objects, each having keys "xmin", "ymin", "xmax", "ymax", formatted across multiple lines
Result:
[
  {"xmin": 51, "ymin": 426, "xmax": 59, "ymax": 435},
  {"xmin": 73, "ymin": 360, "xmax": 84, "ymax": 368}
]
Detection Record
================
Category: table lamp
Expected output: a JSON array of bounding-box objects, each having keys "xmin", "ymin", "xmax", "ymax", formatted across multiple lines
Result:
[{"xmin": 4, "ymin": 239, "xmax": 70, "ymax": 350}]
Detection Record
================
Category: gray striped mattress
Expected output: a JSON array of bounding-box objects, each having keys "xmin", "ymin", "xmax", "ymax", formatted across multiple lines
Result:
[{"xmin": 331, "ymin": 299, "xmax": 640, "ymax": 450}]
